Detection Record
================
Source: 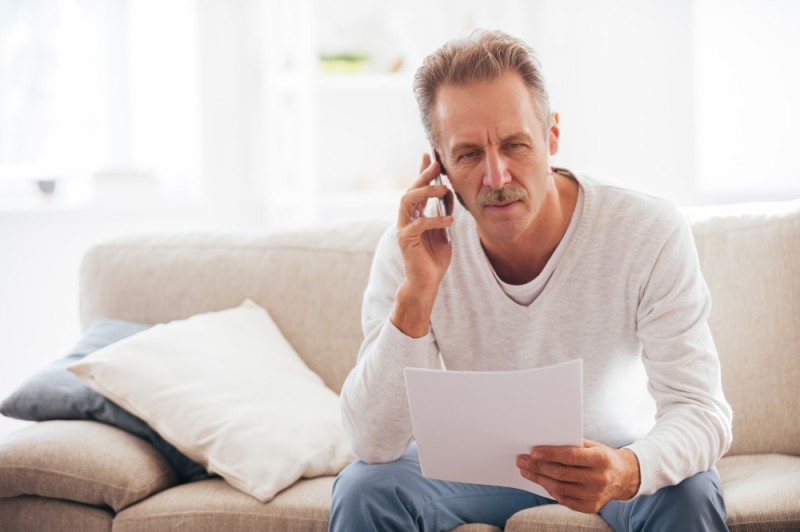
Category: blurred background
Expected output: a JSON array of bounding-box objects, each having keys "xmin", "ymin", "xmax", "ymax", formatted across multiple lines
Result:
[{"xmin": 1, "ymin": 0, "xmax": 799, "ymax": 411}]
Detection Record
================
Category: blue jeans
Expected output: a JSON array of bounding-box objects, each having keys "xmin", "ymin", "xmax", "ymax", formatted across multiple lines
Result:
[{"xmin": 329, "ymin": 444, "xmax": 728, "ymax": 532}]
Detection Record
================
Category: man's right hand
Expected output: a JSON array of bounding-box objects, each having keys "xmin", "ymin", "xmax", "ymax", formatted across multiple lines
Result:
[{"xmin": 390, "ymin": 153, "xmax": 454, "ymax": 338}]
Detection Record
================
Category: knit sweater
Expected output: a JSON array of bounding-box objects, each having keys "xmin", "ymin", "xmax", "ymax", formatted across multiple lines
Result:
[{"xmin": 340, "ymin": 172, "xmax": 733, "ymax": 496}]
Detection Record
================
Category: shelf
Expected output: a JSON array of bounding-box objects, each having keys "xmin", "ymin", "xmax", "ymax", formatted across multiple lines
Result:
[{"xmin": 316, "ymin": 72, "xmax": 413, "ymax": 92}]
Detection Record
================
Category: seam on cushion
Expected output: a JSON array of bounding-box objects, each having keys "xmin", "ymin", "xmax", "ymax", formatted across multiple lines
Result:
[
  {"xmin": 732, "ymin": 518, "xmax": 800, "ymax": 524},
  {"xmin": 5, "ymin": 496, "xmax": 114, "ymax": 526},
  {"xmin": 114, "ymin": 510, "xmax": 328, "ymax": 523},
  {"xmin": 533, "ymin": 520, "xmax": 609, "ymax": 530},
  {"xmin": 510, "ymin": 523, "xmax": 607, "ymax": 531},
  {"xmin": 0, "ymin": 465, "xmax": 173, "ymax": 499}
]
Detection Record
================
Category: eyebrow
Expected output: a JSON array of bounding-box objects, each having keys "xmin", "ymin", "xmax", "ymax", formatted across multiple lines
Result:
[
  {"xmin": 501, "ymin": 132, "xmax": 535, "ymax": 145},
  {"xmin": 449, "ymin": 141, "xmax": 481, "ymax": 157},
  {"xmin": 449, "ymin": 132, "xmax": 535, "ymax": 157}
]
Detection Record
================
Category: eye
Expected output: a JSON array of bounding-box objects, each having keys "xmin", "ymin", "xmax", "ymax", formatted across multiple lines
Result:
[
  {"xmin": 458, "ymin": 150, "xmax": 479, "ymax": 162},
  {"xmin": 506, "ymin": 143, "xmax": 526, "ymax": 151}
]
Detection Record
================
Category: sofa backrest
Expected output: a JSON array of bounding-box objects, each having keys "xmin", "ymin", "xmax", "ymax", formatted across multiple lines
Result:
[
  {"xmin": 687, "ymin": 200, "xmax": 800, "ymax": 456},
  {"xmin": 81, "ymin": 200, "xmax": 800, "ymax": 457},
  {"xmin": 80, "ymin": 222, "xmax": 387, "ymax": 394}
]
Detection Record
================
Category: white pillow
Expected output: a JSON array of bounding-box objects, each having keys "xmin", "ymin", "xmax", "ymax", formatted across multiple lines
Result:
[{"xmin": 68, "ymin": 299, "xmax": 354, "ymax": 502}]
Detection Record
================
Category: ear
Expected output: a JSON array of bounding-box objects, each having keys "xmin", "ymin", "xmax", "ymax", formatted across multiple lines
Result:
[{"xmin": 548, "ymin": 112, "xmax": 560, "ymax": 156}]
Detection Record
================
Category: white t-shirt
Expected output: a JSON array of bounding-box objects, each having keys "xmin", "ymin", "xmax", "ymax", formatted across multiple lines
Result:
[{"xmin": 491, "ymin": 184, "xmax": 584, "ymax": 305}]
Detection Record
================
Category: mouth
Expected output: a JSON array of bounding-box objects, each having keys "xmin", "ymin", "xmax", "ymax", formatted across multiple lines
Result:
[{"xmin": 485, "ymin": 200, "xmax": 519, "ymax": 208}]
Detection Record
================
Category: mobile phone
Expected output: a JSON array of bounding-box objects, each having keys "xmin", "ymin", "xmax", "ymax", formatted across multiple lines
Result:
[{"xmin": 428, "ymin": 152, "xmax": 451, "ymax": 244}]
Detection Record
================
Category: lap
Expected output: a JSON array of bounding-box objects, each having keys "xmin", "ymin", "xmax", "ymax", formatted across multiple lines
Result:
[
  {"xmin": 331, "ymin": 443, "xmax": 554, "ymax": 531},
  {"xmin": 332, "ymin": 445, "xmax": 728, "ymax": 532}
]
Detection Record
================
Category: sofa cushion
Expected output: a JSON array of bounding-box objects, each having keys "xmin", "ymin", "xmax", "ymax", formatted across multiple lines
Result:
[
  {"xmin": 506, "ymin": 504, "xmax": 610, "ymax": 531},
  {"xmin": 0, "ymin": 495, "xmax": 113, "ymax": 532},
  {"xmin": 114, "ymin": 477, "xmax": 334, "ymax": 532},
  {"xmin": 0, "ymin": 318, "xmax": 207, "ymax": 483},
  {"xmin": 688, "ymin": 200, "xmax": 800, "ymax": 456},
  {"xmin": 0, "ymin": 420, "xmax": 176, "ymax": 512},
  {"xmin": 69, "ymin": 300, "xmax": 354, "ymax": 503},
  {"xmin": 717, "ymin": 453, "xmax": 800, "ymax": 531}
]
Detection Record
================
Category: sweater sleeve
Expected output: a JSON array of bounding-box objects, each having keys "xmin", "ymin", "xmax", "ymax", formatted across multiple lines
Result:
[
  {"xmin": 625, "ymin": 214, "xmax": 733, "ymax": 495},
  {"xmin": 339, "ymin": 225, "xmax": 441, "ymax": 463}
]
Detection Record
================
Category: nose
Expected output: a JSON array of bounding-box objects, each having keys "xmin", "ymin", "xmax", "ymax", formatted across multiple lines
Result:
[{"xmin": 482, "ymin": 150, "xmax": 512, "ymax": 189}]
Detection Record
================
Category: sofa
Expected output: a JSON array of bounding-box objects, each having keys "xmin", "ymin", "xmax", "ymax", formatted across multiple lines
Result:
[{"xmin": 0, "ymin": 198, "xmax": 798, "ymax": 532}]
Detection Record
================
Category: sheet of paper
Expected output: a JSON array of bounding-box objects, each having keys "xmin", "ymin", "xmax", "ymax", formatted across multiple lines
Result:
[{"xmin": 404, "ymin": 359, "xmax": 583, "ymax": 498}]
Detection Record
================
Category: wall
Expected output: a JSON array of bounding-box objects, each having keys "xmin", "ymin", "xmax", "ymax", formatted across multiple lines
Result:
[
  {"xmin": 0, "ymin": 203, "xmax": 210, "ymax": 408},
  {"xmin": 509, "ymin": 0, "xmax": 697, "ymax": 203}
]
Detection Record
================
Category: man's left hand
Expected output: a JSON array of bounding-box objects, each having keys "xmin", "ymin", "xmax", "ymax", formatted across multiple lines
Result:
[{"xmin": 516, "ymin": 439, "xmax": 641, "ymax": 514}]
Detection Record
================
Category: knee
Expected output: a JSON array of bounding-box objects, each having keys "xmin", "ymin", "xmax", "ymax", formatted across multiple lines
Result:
[
  {"xmin": 332, "ymin": 460, "xmax": 394, "ymax": 507},
  {"xmin": 662, "ymin": 469, "xmax": 725, "ymax": 512},
  {"xmin": 331, "ymin": 459, "xmax": 415, "ymax": 514},
  {"xmin": 644, "ymin": 469, "xmax": 727, "ymax": 530}
]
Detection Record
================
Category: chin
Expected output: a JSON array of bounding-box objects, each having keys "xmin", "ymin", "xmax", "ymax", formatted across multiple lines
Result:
[{"xmin": 481, "ymin": 219, "xmax": 530, "ymax": 244}]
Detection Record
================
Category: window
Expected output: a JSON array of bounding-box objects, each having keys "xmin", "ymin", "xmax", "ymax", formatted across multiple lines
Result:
[
  {"xmin": 694, "ymin": 0, "xmax": 800, "ymax": 202},
  {"xmin": 0, "ymin": 0, "xmax": 202, "ymax": 204}
]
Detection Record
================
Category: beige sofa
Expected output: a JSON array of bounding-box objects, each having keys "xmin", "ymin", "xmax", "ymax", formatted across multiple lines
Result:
[{"xmin": 1, "ymin": 199, "xmax": 798, "ymax": 531}]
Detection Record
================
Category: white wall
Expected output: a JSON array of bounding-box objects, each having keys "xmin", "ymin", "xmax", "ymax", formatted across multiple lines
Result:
[
  {"xmin": 0, "ymin": 203, "xmax": 210, "ymax": 403},
  {"xmin": 528, "ymin": 0, "xmax": 697, "ymax": 203},
  {"xmin": 694, "ymin": 0, "xmax": 800, "ymax": 202}
]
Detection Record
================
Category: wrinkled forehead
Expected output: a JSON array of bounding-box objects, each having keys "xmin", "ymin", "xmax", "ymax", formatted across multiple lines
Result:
[{"xmin": 431, "ymin": 74, "xmax": 546, "ymax": 150}]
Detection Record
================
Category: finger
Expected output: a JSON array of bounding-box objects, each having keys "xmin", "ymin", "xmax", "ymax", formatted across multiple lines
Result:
[
  {"xmin": 399, "ymin": 184, "xmax": 451, "ymax": 225},
  {"xmin": 528, "ymin": 460, "xmax": 588, "ymax": 484},
  {"xmin": 554, "ymin": 493, "xmax": 604, "ymax": 515},
  {"xmin": 419, "ymin": 152, "xmax": 431, "ymax": 174},
  {"xmin": 518, "ymin": 454, "xmax": 591, "ymax": 485},
  {"xmin": 398, "ymin": 212, "xmax": 454, "ymax": 239},
  {"xmin": 531, "ymin": 445, "xmax": 590, "ymax": 467},
  {"xmin": 443, "ymin": 184, "xmax": 455, "ymax": 215},
  {"xmin": 518, "ymin": 466, "xmax": 584, "ymax": 502},
  {"xmin": 398, "ymin": 154, "xmax": 444, "ymax": 227},
  {"xmin": 411, "ymin": 155, "xmax": 441, "ymax": 189},
  {"xmin": 519, "ymin": 467, "xmax": 598, "ymax": 507}
]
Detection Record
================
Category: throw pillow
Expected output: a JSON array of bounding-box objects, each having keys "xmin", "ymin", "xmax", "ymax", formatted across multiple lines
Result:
[
  {"xmin": 0, "ymin": 318, "xmax": 208, "ymax": 482},
  {"xmin": 68, "ymin": 299, "xmax": 355, "ymax": 502}
]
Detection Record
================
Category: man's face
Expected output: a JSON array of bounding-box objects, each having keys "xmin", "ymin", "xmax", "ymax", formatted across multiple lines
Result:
[{"xmin": 432, "ymin": 72, "xmax": 559, "ymax": 246}]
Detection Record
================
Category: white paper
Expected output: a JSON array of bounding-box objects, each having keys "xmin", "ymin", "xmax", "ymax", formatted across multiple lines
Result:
[{"xmin": 404, "ymin": 359, "xmax": 583, "ymax": 498}]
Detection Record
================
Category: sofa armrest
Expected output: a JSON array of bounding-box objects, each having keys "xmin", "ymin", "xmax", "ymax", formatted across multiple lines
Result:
[{"xmin": 0, "ymin": 420, "xmax": 176, "ymax": 512}]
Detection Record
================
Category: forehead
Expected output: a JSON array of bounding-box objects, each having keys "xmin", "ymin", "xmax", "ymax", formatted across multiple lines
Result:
[{"xmin": 432, "ymin": 72, "xmax": 545, "ymax": 149}]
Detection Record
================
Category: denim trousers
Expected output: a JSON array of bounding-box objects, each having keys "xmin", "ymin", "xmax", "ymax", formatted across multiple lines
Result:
[{"xmin": 329, "ymin": 444, "xmax": 728, "ymax": 532}]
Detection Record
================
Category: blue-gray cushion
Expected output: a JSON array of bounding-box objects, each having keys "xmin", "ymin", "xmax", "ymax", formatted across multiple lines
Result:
[{"xmin": 0, "ymin": 318, "xmax": 208, "ymax": 482}]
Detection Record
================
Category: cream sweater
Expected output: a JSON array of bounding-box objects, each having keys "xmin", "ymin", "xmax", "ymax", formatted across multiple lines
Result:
[{"xmin": 340, "ymin": 173, "xmax": 733, "ymax": 496}]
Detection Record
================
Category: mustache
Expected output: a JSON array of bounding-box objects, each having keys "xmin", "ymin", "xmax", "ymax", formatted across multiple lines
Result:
[{"xmin": 477, "ymin": 186, "xmax": 528, "ymax": 208}]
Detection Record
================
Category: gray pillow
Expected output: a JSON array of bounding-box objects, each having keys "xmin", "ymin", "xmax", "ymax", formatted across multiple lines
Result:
[{"xmin": 0, "ymin": 318, "xmax": 208, "ymax": 482}]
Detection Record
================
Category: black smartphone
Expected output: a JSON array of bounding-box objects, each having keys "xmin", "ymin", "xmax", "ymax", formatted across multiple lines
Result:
[{"xmin": 430, "ymin": 151, "xmax": 451, "ymax": 244}]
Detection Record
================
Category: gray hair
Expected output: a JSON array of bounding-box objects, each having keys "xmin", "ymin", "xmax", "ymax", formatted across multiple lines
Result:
[{"xmin": 413, "ymin": 29, "xmax": 552, "ymax": 147}]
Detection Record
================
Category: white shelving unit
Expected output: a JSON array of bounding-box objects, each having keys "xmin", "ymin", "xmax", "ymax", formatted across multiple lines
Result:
[
  {"xmin": 316, "ymin": 72, "xmax": 413, "ymax": 92},
  {"xmin": 262, "ymin": 1, "xmax": 426, "ymax": 226}
]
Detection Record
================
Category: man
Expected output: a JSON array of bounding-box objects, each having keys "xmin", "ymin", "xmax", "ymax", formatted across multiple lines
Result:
[{"xmin": 330, "ymin": 30, "xmax": 732, "ymax": 531}]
